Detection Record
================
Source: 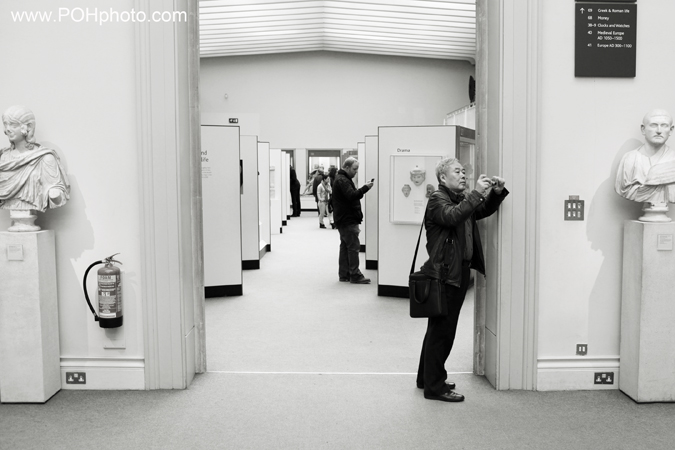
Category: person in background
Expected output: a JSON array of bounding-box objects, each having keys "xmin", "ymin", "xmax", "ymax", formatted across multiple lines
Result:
[
  {"xmin": 331, "ymin": 157, "xmax": 373, "ymax": 284},
  {"xmin": 312, "ymin": 165, "xmax": 325, "ymax": 215},
  {"xmin": 416, "ymin": 157, "xmax": 508, "ymax": 403},
  {"xmin": 327, "ymin": 165, "xmax": 337, "ymax": 228},
  {"xmin": 290, "ymin": 166, "xmax": 301, "ymax": 217},
  {"xmin": 316, "ymin": 174, "xmax": 332, "ymax": 229}
]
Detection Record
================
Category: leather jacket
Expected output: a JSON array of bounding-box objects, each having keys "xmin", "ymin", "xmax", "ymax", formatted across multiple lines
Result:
[{"xmin": 420, "ymin": 184, "xmax": 509, "ymax": 287}]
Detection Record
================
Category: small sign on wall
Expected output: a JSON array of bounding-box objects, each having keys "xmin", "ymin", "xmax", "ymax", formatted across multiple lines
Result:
[
  {"xmin": 6, "ymin": 244, "xmax": 24, "ymax": 261},
  {"xmin": 657, "ymin": 234, "xmax": 673, "ymax": 251}
]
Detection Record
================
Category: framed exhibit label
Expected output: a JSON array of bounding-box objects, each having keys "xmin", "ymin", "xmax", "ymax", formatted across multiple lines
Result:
[{"xmin": 389, "ymin": 155, "xmax": 441, "ymax": 224}]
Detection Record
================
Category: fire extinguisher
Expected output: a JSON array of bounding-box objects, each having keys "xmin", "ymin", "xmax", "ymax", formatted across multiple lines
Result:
[{"xmin": 83, "ymin": 253, "xmax": 123, "ymax": 328}]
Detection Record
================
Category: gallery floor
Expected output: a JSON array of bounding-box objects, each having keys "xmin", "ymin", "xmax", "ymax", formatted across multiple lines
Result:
[{"xmin": 1, "ymin": 215, "xmax": 674, "ymax": 449}]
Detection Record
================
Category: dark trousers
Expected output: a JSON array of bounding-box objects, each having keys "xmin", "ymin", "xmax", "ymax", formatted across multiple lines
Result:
[
  {"xmin": 337, "ymin": 224, "xmax": 362, "ymax": 279},
  {"xmin": 416, "ymin": 262, "xmax": 471, "ymax": 395},
  {"xmin": 290, "ymin": 187, "xmax": 301, "ymax": 216}
]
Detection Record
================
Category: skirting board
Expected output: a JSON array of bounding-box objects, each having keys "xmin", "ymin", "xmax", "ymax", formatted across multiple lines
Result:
[
  {"xmin": 205, "ymin": 284, "xmax": 243, "ymax": 298},
  {"xmin": 360, "ymin": 244, "xmax": 365, "ymax": 253},
  {"xmin": 60, "ymin": 357, "xmax": 144, "ymax": 390},
  {"xmin": 366, "ymin": 260, "xmax": 378, "ymax": 270},
  {"xmin": 537, "ymin": 357, "xmax": 620, "ymax": 391},
  {"xmin": 378, "ymin": 284, "xmax": 408, "ymax": 298},
  {"xmin": 282, "ymin": 220, "xmax": 287, "ymax": 226},
  {"xmin": 242, "ymin": 260, "xmax": 260, "ymax": 270}
]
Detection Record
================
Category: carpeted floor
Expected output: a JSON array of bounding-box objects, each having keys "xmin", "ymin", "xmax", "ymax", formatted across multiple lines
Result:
[
  {"xmin": 205, "ymin": 213, "xmax": 473, "ymax": 375},
  {"xmin": 1, "ymin": 215, "xmax": 675, "ymax": 450}
]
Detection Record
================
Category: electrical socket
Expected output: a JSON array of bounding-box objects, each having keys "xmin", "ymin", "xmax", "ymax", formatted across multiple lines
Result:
[
  {"xmin": 65, "ymin": 372, "xmax": 86, "ymax": 384},
  {"xmin": 564, "ymin": 197, "xmax": 585, "ymax": 221},
  {"xmin": 594, "ymin": 372, "xmax": 614, "ymax": 385},
  {"xmin": 576, "ymin": 344, "xmax": 587, "ymax": 356}
]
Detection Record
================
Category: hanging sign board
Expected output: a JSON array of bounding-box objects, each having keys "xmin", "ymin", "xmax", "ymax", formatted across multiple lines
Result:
[{"xmin": 575, "ymin": 2, "xmax": 637, "ymax": 77}]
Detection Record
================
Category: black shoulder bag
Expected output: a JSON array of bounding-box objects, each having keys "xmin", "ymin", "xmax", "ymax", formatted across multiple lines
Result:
[{"xmin": 408, "ymin": 213, "xmax": 449, "ymax": 318}]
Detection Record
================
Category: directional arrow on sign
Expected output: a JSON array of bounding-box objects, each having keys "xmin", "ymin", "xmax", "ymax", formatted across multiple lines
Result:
[{"xmin": 580, "ymin": 8, "xmax": 585, "ymax": 14}]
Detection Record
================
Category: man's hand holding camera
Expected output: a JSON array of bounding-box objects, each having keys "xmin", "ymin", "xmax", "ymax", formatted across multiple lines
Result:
[{"xmin": 475, "ymin": 174, "xmax": 506, "ymax": 195}]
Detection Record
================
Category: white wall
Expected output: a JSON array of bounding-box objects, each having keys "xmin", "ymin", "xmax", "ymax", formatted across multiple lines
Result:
[
  {"xmin": 536, "ymin": 2, "xmax": 675, "ymax": 389},
  {"xmin": 0, "ymin": 0, "xmax": 144, "ymax": 388},
  {"xmin": 200, "ymin": 51, "xmax": 475, "ymax": 147}
]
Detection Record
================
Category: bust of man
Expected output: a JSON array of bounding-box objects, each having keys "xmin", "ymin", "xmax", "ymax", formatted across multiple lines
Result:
[
  {"xmin": 0, "ymin": 105, "xmax": 70, "ymax": 231},
  {"xmin": 615, "ymin": 109, "xmax": 675, "ymax": 221}
]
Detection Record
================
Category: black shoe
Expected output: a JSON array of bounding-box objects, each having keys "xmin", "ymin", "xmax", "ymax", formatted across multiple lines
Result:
[
  {"xmin": 417, "ymin": 381, "xmax": 456, "ymax": 390},
  {"xmin": 319, "ymin": 224, "xmax": 326, "ymax": 229},
  {"xmin": 339, "ymin": 277, "xmax": 349, "ymax": 282},
  {"xmin": 424, "ymin": 390, "xmax": 465, "ymax": 402},
  {"xmin": 350, "ymin": 275, "xmax": 371, "ymax": 284},
  {"xmin": 330, "ymin": 223, "xmax": 336, "ymax": 229}
]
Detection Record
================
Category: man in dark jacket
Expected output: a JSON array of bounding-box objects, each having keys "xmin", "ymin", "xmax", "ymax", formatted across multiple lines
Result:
[
  {"xmin": 417, "ymin": 157, "xmax": 508, "ymax": 402},
  {"xmin": 332, "ymin": 157, "xmax": 374, "ymax": 284}
]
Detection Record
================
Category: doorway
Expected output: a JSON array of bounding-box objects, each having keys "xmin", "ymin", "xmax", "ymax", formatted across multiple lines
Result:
[{"xmin": 140, "ymin": 0, "xmax": 539, "ymax": 391}]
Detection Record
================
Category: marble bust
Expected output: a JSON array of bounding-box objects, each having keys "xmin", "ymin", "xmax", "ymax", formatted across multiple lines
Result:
[
  {"xmin": 0, "ymin": 105, "xmax": 70, "ymax": 231},
  {"xmin": 615, "ymin": 109, "xmax": 675, "ymax": 222}
]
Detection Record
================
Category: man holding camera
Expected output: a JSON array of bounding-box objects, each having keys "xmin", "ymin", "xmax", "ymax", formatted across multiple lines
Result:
[
  {"xmin": 331, "ymin": 157, "xmax": 374, "ymax": 284},
  {"xmin": 416, "ymin": 157, "xmax": 508, "ymax": 402}
]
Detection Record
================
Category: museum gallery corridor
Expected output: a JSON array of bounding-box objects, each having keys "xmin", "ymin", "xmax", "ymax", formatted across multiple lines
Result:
[{"xmin": 1, "ymin": 215, "xmax": 674, "ymax": 449}]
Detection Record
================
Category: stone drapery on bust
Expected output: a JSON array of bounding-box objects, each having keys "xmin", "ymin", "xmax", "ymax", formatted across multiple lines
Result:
[
  {"xmin": 615, "ymin": 109, "xmax": 675, "ymax": 221},
  {"xmin": 0, "ymin": 105, "xmax": 70, "ymax": 231}
]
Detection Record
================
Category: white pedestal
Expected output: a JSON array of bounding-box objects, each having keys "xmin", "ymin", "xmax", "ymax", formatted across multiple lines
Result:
[
  {"xmin": 620, "ymin": 221, "xmax": 675, "ymax": 403},
  {"xmin": 0, "ymin": 231, "xmax": 61, "ymax": 403}
]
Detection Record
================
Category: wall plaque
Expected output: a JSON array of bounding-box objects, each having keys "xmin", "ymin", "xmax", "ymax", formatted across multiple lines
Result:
[
  {"xmin": 6, "ymin": 244, "xmax": 24, "ymax": 261},
  {"xmin": 575, "ymin": 2, "xmax": 637, "ymax": 77},
  {"xmin": 657, "ymin": 234, "xmax": 674, "ymax": 251}
]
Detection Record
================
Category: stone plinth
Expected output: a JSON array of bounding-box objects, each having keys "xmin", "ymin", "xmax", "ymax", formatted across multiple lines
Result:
[
  {"xmin": 620, "ymin": 221, "xmax": 675, "ymax": 403},
  {"xmin": 0, "ymin": 231, "xmax": 61, "ymax": 403}
]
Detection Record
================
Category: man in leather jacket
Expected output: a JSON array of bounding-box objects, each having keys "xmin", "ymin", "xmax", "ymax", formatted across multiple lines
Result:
[
  {"xmin": 332, "ymin": 157, "xmax": 374, "ymax": 283},
  {"xmin": 417, "ymin": 157, "xmax": 508, "ymax": 402}
]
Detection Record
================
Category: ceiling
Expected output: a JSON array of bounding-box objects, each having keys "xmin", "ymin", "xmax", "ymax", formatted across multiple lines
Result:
[{"xmin": 199, "ymin": 0, "xmax": 476, "ymax": 63}]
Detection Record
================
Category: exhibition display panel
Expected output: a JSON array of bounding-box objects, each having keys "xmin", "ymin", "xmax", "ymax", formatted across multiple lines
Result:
[
  {"xmin": 270, "ymin": 148, "xmax": 283, "ymax": 235},
  {"xmin": 258, "ymin": 142, "xmax": 272, "ymax": 255},
  {"xmin": 377, "ymin": 125, "xmax": 474, "ymax": 297},
  {"xmin": 357, "ymin": 142, "xmax": 367, "ymax": 252},
  {"xmin": 365, "ymin": 136, "xmax": 378, "ymax": 269},
  {"xmin": 241, "ymin": 135, "xmax": 261, "ymax": 269},
  {"xmin": 201, "ymin": 125, "xmax": 243, "ymax": 297},
  {"xmin": 282, "ymin": 151, "xmax": 294, "ymax": 220},
  {"xmin": 281, "ymin": 152, "xmax": 290, "ymax": 225}
]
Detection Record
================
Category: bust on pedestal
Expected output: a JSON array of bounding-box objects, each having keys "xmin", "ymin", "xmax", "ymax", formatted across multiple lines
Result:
[
  {"xmin": 616, "ymin": 109, "xmax": 675, "ymax": 402},
  {"xmin": 615, "ymin": 109, "xmax": 675, "ymax": 222},
  {"xmin": 0, "ymin": 106, "xmax": 69, "ymax": 403}
]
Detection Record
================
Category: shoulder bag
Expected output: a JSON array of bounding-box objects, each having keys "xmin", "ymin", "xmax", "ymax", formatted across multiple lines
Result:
[{"xmin": 408, "ymin": 213, "xmax": 448, "ymax": 318}]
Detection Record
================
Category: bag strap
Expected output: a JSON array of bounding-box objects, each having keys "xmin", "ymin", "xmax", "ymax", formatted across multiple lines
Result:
[{"xmin": 410, "ymin": 210, "xmax": 426, "ymax": 275}]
